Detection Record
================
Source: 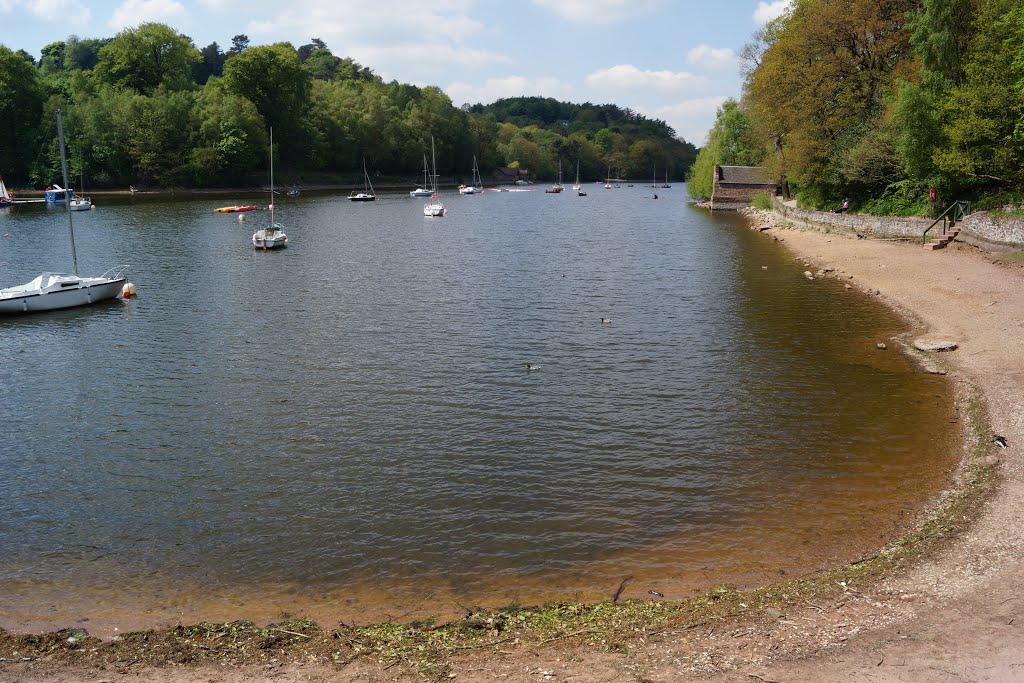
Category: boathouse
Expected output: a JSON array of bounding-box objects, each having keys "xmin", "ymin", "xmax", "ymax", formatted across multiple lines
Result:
[{"xmin": 711, "ymin": 165, "xmax": 780, "ymax": 210}]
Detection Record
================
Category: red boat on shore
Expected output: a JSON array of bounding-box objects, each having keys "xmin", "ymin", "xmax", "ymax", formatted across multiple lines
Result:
[{"xmin": 213, "ymin": 205, "xmax": 257, "ymax": 213}]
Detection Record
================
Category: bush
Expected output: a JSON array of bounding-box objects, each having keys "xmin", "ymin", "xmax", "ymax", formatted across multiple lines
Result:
[
  {"xmin": 861, "ymin": 180, "xmax": 931, "ymax": 217},
  {"xmin": 749, "ymin": 192, "xmax": 773, "ymax": 210}
]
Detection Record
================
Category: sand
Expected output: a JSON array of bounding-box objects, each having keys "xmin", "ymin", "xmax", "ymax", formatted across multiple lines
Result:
[{"xmin": 4, "ymin": 210, "xmax": 1023, "ymax": 682}]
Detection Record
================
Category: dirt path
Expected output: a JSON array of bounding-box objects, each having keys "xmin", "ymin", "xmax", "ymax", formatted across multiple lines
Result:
[{"xmin": 4, "ymin": 216, "xmax": 1023, "ymax": 682}]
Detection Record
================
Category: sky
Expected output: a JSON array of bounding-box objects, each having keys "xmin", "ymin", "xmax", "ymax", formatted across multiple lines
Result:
[{"xmin": 0, "ymin": 0, "xmax": 794, "ymax": 146}]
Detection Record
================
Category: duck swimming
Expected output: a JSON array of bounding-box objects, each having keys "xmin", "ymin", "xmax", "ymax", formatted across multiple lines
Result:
[{"xmin": 525, "ymin": 363, "xmax": 541, "ymax": 372}]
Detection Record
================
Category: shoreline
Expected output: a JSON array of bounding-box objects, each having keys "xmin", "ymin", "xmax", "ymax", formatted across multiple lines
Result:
[{"xmin": 2, "ymin": 207, "xmax": 1022, "ymax": 681}]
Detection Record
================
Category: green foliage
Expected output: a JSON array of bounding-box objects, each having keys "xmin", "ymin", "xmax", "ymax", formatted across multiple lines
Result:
[
  {"xmin": 3, "ymin": 27, "xmax": 697, "ymax": 188},
  {"xmin": 909, "ymin": 0, "xmax": 975, "ymax": 85},
  {"xmin": 222, "ymin": 43, "xmax": 311, "ymax": 154},
  {"xmin": 735, "ymin": 0, "xmax": 1024, "ymax": 210},
  {"xmin": 0, "ymin": 45, "xmax": 45, "ymax": 182},
  {"xmin": 685, "ymin": 99, "xmax": 765, "ymax": 200},
  {"xmin": 94, "ymin": 23, "xmax": 200, "ymax": 94},
  {"xmin": 934, "ymin": 0, "xmax": 1024, "ymax": 189},
  {"xmin": 861, "ymin": 180, "xmax": 933, "ymax": 216},
  {"xmin": 750, "ymin": 192, "xmax": 773, "ymax": 209}
]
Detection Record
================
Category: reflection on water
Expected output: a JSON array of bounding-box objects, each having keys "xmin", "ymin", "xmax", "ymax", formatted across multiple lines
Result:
[{"xmin": 0, "ymin": 188, "xmax": 956, "ymax": 634}]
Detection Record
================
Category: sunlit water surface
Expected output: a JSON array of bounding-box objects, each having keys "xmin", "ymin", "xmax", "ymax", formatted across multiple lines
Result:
[{"xmin": 0, "ymin": 186, "xmax": 956, "ymax": 634}]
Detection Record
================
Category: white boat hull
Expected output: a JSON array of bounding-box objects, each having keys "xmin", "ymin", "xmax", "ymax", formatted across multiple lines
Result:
[
  {"xmin": 69, "ymin": 198, "xmax": 92, "ymax": 211},
  {"xmin": 410, "ymin": 188, "xmax": 432, "ymax": 197},
  {"xmin": 0, "ymin": 272, "xmax": 125, "ymax": 314},
  {"xmin": 252, "ymin": 228, "xmax": 288, "ymax": 249},
  {"xmin": 424, "ymin": 203, "xmax": 446, "ymax": 216}
]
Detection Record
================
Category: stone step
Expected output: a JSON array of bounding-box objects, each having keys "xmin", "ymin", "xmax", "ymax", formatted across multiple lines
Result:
[{"xmin": 926, "ymin": 241, "xmax": 947, "ymax": 250}]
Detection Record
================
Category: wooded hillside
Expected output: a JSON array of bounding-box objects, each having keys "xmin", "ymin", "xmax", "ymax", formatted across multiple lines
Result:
[{"xmin": 0, "ymin": 28, "xmax": 696, "ymax": 189}]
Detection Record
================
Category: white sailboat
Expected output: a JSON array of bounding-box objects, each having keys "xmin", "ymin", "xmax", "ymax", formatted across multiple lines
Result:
[
  {"xmin": 423, "ymin": 136, "xmax": 446, "ymax": 217},
  {"xmin": 546, "ymin": 159, "xmax": 564, "ymax": 193},
  {"xmin": 572, "ymin": 159, "xmax": 581, "ymax": 191},
  {"xmin": 410, "ymin": 154, "xmax": 433, "ymax": 197},
  {"xmin": 459, "ymin": 155, "xmax": 482, "ymax": 194},
  {"xmin": 349, "ymin": 158, "xmax": 376, "ymax": 201},
  {"xmin": 0, "ymin": 175, "xmax": 12, "ymax": 207},
  {"xmin": 252, "ymin": 128, "xmax": 288, "ymax": 249},
  {"xmin": 69, "ymin": 154, "xmax": 92, "ymax": 211},
  {"xmin": 0, "ymin": 109, "xmax": 128, "ymax": 314}
]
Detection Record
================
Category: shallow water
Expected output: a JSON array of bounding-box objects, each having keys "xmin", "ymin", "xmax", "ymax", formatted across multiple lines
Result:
[{"xmin": 0, "ymin": 187, "xmax": 956, "ymax": 634}]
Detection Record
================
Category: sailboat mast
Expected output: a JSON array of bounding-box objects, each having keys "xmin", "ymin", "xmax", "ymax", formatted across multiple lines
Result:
[
  {"xmin": 269, "ymin": 127, "xmax": 274, "ymax": 225},
  {"xmin": 56, "ymin": 109, "xmax": 79, "ymax": 277},
  {"xmin": 431, "ymin": 136, "xmax": 437, "ymax": 194}
]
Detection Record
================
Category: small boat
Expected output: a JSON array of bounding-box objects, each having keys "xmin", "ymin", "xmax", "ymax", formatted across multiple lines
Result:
[
  {"xmin": 545, "ymin": 159, "xmax": 564, "ymax": 193},
  {"xmin": 349, "ymin": 158, "xmax": 376, "ymax": 201},
  {"xmin": 0, "ymin": 176, "xmax": 12, "ymax": 207},
  {"xmin": 69, "ymin": 196, "xmax": 93, "ymax": 211},
  {"xmin": 214, "ymin": 205, "xmax": 257, "ymax": 213},
  {"xmin": 44, "ymin": 184, "xmax": 74, "ymax": 202},
  {"xmin": 572, "ymin": 159, "xmax": 581, "ymax": 191},
  {"xmin": 410, "ymin": 155, "xmax": 433, "ymax": 196},
  {"xmin": 288, "ymin": 185, "xmax": 299, "ymax": 197},
  {"xmin": 661, "ymin": 170, "xmax": 671, "ymax": 189},
  {"xmin": 459, "ymin": 155, "xmax": 483, "ymax": 195},
  {"xmin": 423, "ymin": 136, "xmax": 446, "ymax": 217},
  {"xmin": 252, "ymin": 128, "xmax": 288, "ymax": 249},
  {"xmin": 0, "ymin": 109, "xmax": 128, "ymax": 315}
]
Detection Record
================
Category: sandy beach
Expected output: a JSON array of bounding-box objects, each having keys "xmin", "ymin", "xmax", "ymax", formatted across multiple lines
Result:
[{"xmin": 3, "ymin": 209, "xmax": 1022, "ymax": 682}]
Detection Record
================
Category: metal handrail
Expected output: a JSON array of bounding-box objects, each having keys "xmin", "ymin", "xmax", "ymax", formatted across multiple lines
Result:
[{"xmin": 923, "ymin": 201, "xmax": 971, "ymax": 243}]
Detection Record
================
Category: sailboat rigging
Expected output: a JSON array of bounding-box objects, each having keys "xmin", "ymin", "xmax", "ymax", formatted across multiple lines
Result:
[
  {"xmin": 423, "ymin": 136, "xmax": 446, "ymax": 216},
  {"xmin": 410, "ymin": 155, "xmax": 433, "ymax": 197},
  {"xmin": 252, "ymin": 128, "xmax": 288, "ymax": 249},
  {"xmin": 0, "ymin": 109, "xmax": 128, "ymax": 314},
  {"xmin": 349, "ymin": 158, "xmax": 376, "ymax": 201},
  {"xmin": 459, "ymin": 155, "xmax": 482, "ymax": 194}
]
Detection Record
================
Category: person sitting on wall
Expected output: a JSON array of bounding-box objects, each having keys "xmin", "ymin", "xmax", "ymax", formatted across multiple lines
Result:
[{"xmin": 830, "ymin": 198, "xmax": 850, "ymax": 214}]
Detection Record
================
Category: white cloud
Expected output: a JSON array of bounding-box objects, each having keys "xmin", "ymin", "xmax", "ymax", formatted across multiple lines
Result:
[
  {"xmin": 240, "ymin": 0, "xmax": 498, "ymax": 80},
  {"xmin": 8, "ymin": 0, "xmax": 90, "ymax": 20},
  {"xmin": 530, "ymin": 0, "xmax": 661, "ymax": 25},
  {"xmin": 108, "ymin": 0, "xmax": 188, "ymax": 30},
  {"xmin": 753, "ymin": 0, "xmax": 792, "ymax": 25},
  {"xmin": 243, "ymin": 1, "xmax": 485, "ymax": 46},
  {"xmin": 687, "ymin": 45, "xmax": 737, "ymax": 70},
  {"xmin": 648, "ymin": 96, "xmax": 729, "ymax": 145},
  {"xmin": 585, "ymin": 64, "xmax": 708, "ymax": 92},
  {"xmin": 446, "ymin": 76, "xmax": 575, "ymax": 106}
]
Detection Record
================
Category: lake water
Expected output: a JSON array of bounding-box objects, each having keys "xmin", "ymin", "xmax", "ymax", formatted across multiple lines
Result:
[{"xmin": 0, "ymin": 186, "xmax": 956, "ymax": 634}]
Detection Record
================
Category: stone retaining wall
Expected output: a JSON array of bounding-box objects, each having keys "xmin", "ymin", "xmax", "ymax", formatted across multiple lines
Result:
[{"xmin": 771, "ymin": 197, "xmax": 1024, "ymax": 249}]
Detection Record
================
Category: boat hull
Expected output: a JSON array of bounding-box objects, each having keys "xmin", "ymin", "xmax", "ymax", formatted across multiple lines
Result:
[
  {"xmin": 0, "ymin": 274, "xmax": 125, "ymax": 314},
  {"xmin": 252, "ymin": 228, "xmax": 287, "ymax": 249},
  {"xmin": 409, "ymin": 189, "xmax": 432, "ymax": 197},
  {"xmin": 348, "ymin": 193, "xmax": 376, "ymax": 202},
  {"xmin": 214, "ymin": 205, "xmax": 257, "ymax": 213}
]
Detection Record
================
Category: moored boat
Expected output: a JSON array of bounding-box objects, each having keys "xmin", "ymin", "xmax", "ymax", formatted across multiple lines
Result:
[
  {"xmin": 0, "ymin": 109, "xmax": 128, "ymax": 315},
  {"xmin": 214, "ymin": 205, "xmax": 257, "ymax": 213}
]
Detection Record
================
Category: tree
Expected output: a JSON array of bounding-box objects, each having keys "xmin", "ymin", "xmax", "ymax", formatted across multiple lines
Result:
[
  {"xmin": 194, "ymin": 42, "xmax": 225, "ymax": 84},
  {"xmin": 222, "ymin": 42, "xmax": 311, "ymax": 152},
  {"xmin": 64, "ymin": 35, "xmax": 107, "ymax": 70},
  {"xmin": 226, "ymin": 34, "xmax": 249, "ymax": 57},
  {"xmin": 909, "ymin": 0, "xmax": 977, "ymax": 86},
  {"xmin": 685, "ymin": 99, "xmax": 764, "ymax": 199},
  {"xmin": 746, "ymin": 0, "xmax": 918, "ymax": 188},
  {"xmin": 0, "ymin": 45, "xmax": 45, "ymax": 182},
  {"xmin": 94, "ymin": 22, "xmax": 200, "ymax": 94},
  {"xmin": 39, "ymin": 41, "xmax": 66, "ymax": 73},
  {"xmin": 933, "ymin": 0, "xmax": 1024, "ymax": 189}
]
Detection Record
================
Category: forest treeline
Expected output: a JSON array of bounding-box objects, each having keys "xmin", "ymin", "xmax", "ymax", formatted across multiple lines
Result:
[
  {"xmin": 0, "ymin": 25, "xmax": 697, "ymax": 189},
  {"xmin": 686, "ymin": 0, "xmax": 1024, "ymax": 214}
]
